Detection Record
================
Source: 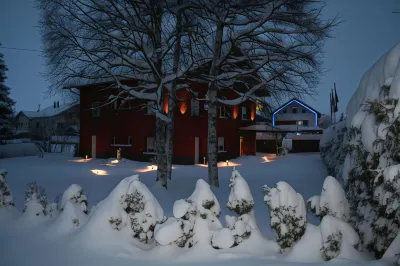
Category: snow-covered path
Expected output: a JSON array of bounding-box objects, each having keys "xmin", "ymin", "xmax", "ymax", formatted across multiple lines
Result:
[{"xmin": 0, "ymin": 153, "xmax": 326, "ymax": 237}]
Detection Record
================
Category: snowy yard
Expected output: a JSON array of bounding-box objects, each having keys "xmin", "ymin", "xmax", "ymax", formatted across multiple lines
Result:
[{"xmin": 0, "ymin": 153, "xmax": 391, "ymax": 266}]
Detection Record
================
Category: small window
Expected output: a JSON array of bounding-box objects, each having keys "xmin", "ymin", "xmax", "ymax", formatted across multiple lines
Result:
[
  {"xmin": 191, "ymin": 92, "xmax": 199, "ymax": 116},
  {"xmin": 219, "ymin": 106, "xmax": 227, "ymax": 118},
  {"xmin": 218, "ymin": 137, "xmax": 225, "ymax": 151},
  {"xmin": 292, "ymin": 107, "xmax": 297, "ymax": 114},
  {"xmin": 241, "ymin": 106, "xmax": 248, "ymax": 120},
  {"xmin": 147, "ymin": 137, "xmax": 155, "ymax": 152},
  {"xmin": 282, "ymin": 109, "xmax": 287, "ymax": 114},
  {"xmin": 36, "ymin": 122, "xmax": 40, "ymax": 128},
  {"xmin": 302, "ymin": 108, "xmax": 306, "ymax": 113},
  {"xmin": 128, "ymin": 136, "xmax": 132, "ymax": 145},
  {"xmin": 92, "ymin": 103, "xmax": 101, "ymax": 118},
  {"xmin": 57, "ymin": 123, "xmax": 63, "ymax": 129},
  {"xmin": 112, "ymin": 137, "xmax": 116, "ymax": 145}
]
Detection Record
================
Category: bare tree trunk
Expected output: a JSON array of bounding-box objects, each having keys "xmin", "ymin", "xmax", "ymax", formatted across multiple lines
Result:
[
  {"xmin": 166, "ymin": 98, "xmax": 175, "ymax": 180},
  {"xmin": 207, "ymin": 88, "xmax": 219, "ymax": 187},
  {"xmin": 207, "ymin": 23, "xmax": 224, "ymax": 187},
  {"xmin": 156, "ymin": 117, "xmax": 168, "ymax": 189}
]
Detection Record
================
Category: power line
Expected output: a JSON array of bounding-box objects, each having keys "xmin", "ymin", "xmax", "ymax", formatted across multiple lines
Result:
[{"xmin": 0, "ymin": 46, "xmax": 43, "ymax": 53}]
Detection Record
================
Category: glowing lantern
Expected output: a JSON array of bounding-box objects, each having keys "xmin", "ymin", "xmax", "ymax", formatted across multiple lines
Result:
[{"xmin": 180, "ymin": 102, "xmax": 187, "ymax": 114}]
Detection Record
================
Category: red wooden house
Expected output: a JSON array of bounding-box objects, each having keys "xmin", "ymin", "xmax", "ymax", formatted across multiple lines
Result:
[{"xmin": 75, "ymin": 81, "xmax": 258, "ymax": 165}]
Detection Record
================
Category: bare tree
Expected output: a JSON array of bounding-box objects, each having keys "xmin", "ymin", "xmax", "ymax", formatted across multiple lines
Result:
[
  {"xmin": 183, "ymin": 0, "xmax": 337, "ymax": 186},
  {"xmin": 38, "ymin": 0, "xmax": 198, "ymax": 188}
]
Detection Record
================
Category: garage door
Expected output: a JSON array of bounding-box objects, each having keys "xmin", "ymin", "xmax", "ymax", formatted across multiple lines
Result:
[
  {"xmin": 256, "ymin": 140, "xmax": 277, "ymax": 153},
  {"xmin": 292, "ymin": 140, "xmax": 320, "ymax": 153}
]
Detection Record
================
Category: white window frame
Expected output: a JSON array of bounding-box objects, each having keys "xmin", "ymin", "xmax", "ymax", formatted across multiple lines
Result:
[
  {"xmin": 218, "ymin": 137, "xmax": 225, "ymax": 152},
  {"xmin": 128, "ymin": 136, "xmax": 132, "ymax": 145},
  {"xmin": 241, "ymin": 106, "xmax": 248, "ymax": 120},
  {"xmin": 145, "ymin": 137, "xmax": 156, "ymax": 153},
  {"xmin": 191, "ymin": 92, "xmax": 199, "ymax": 117}
]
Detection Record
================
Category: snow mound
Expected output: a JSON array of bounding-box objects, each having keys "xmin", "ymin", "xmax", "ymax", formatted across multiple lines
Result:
[
  {"xmin": 286, "ymin": 224, "xmax": 323, "ymax": 262},
  {"xmin": 318, "ymin": 176, "xmax": 350, "ymax": 221},
  {"xmin": 49, "ymin": 201, "xmax": 88, "ymax": 236},
  {"xmin": 74, "ymin": 175, "xmax": 163, "ymax": 251},
  {"xmin": 211, "ymin": 228, "xmax": 234, "ymax": 249}
]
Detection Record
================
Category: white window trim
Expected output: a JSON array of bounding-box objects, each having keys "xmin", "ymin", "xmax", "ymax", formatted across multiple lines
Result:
[
  {"xmin": 111, "ymin": 136, "xmax": 132, "ymax": 147},
  {"xmin": 146, "ymin": 137, "xmax": 156, "ymax": 152}
]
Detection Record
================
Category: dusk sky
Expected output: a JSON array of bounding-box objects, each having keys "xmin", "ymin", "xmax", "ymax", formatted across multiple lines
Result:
[{"xmin": 1, "ymin": 0, "xmax": 400, "ymax": 115}]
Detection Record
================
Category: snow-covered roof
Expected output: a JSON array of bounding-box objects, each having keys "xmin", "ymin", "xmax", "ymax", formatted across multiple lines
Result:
[{"xmin": 18, "ymin": 104, "xmax": 78, "ymax": 119}]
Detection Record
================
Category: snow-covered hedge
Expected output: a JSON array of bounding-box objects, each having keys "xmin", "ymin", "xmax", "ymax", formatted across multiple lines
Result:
[
  {"xmin": 0, "ymin": 169, "xmax": 14, "ymax": 207},
  {"xmin": 320, "ymin": 42, "xmax": 400, "ymax": 258},
  {"xmin": 262, "ymin": 181, "xmax": 306, "ymax": 252}
]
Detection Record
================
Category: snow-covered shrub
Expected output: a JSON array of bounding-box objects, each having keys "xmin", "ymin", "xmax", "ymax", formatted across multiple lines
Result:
[
  {"xmin": 22, "ymin": 181, "xmax": 48, "ymax": 216},
  {"xmin": 155, "ymin": 179, "xmax": 222, "ymax": 248},
  {"xmin": 0, "ymin": 169, "xmax": 14, "ymax": 207},
  {"xmin": 262, "ymin": 182, "xmax": 306, "ymax": 252},
  {"xmin": 59, "ymin": 184, "xmax": 88, "ymax": 214},
  {"xmin": 54, "ymin": 184, "xmax": 89, "ymax": 228},
  {"xmin": 107, "ymin": 175, "xmax": 164, "ymax": 244},
  {"xmin": 307, "ymin": 176, "xmax": 350, "ymax": 221},
  {"xmin": 224, "ymin": 169, "xmax": 256, "ymax": 247},
  {"xmin": 320, "ymin": 215, "xmax": 361, "ymax": 261}
]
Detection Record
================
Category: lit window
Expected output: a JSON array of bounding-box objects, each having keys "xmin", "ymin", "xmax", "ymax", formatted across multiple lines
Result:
[
  {"xmin": 218, "ymin": 137, "xmax": 225, "ymax": 151},
  {"xmin": 191, "ymin": 92, "xmax": 199, "ymax": 116},
  {"xmin": 147, "ymin": 137, "xmax": 155, "ymax": 152},
  {"xmin": 128, "ymin": 136, "xmax": 132, "ymax": 145},
  {"xmin": 92, "ymin": 103, "xmax": 101, "ymax": 118}
]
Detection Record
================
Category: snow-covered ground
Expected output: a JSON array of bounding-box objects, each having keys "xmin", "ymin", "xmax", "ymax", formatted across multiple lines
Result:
[{"xmin": 0, "ymin": 153, "xmax": 392, "ymax": 266}]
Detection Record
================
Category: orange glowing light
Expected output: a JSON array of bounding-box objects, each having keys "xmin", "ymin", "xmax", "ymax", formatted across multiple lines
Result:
[
  {"xmin": 232, "ymin": 106, "xmax": 238, "ymax": 119},
  {"xmin": 163, "ymin": 94, "xmax": 169, "ymax": 114},
  {"xmin": 251, "ymin": 104, "xmax": 255, "ymax": 121},
  {"xmin": 180, "ymin": 102, "xmax": 187, "ymax": 114},
  {"xmin": 195, "ymin": 162, "xmax": 241, "ymax": 168}
]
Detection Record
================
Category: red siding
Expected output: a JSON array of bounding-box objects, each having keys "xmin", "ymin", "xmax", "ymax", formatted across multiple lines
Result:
[{"xmin": 79, "ymin": 82, "xmax": 257, "ymax": 164}]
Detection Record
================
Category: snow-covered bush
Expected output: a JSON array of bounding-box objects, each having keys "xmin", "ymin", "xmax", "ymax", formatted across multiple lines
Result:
[
  {"xmin": 22, "ymin": 181, "xmax": 48, "ymax": 216},
  {"xmin": 224, "ymin": 168, "xmax": 256, "ymax": 247},
  {"xmin": 155, "ymin": 179, "xmax": 222, "ymax": 248},
  {"xmin": 320, "ymin": 43, "xmax": 400, "ymax": 258},
  {"xmin": 320, "ymin": 215, "xmax": 361, "ymax": 261},
  {"xmin": 307, "ymin": 176, "xmax": 350, "ymax": 221},
  {"xmin": 0, "ymin": 169, "xmax": 14, "ymax": 207},
  {"xmin": 54, "ymin": 184, "xmax": 89, "ymax": 228},
  {"xmin": 108, "ymin": 175, "xmax": 164, "ymax": 244},
  {"xmin": 59, "ymin": 184, "xmax": 88, "ymax": 214},
  {"xmin": 262, "ymin": 182, "xmax": 306, "ymax": 252}
]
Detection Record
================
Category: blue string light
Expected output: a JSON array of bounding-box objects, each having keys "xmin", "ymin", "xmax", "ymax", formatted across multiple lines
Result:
[{"xmin": 272, "ymin": 99, "xmax": 318, "ymax": 126}]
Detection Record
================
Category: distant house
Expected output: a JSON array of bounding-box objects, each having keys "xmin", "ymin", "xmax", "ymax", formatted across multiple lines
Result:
[
  {"xmin": 243, "ymin": 98, "xmax": 323, "ymax": 153},
  {"xmin": 15, "ymin": 102, "xmax": 80, "ymax": 144}
]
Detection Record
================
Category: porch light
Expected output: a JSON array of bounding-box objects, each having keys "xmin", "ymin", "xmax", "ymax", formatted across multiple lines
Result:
[
  {"xmin": 85, "ymin": 155, "xmax": 88, "ymax": 160},
  {"xmin": 180, "ymin": 102, "xmax": 187, "ymax": 114},
  {"xmin": 226, "ymin": 160, "xmax": 229, "ymax": 166}
]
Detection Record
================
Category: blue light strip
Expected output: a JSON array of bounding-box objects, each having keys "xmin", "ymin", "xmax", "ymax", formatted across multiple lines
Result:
[{"xmin": 272, "ymin": 99, "xmax": 318, "ymax": 126}]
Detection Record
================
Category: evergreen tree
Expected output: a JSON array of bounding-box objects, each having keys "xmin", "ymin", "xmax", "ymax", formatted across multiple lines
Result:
[{"xmin": 0, "ymin": 47, "xmax": 16, "ymax": 141}]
